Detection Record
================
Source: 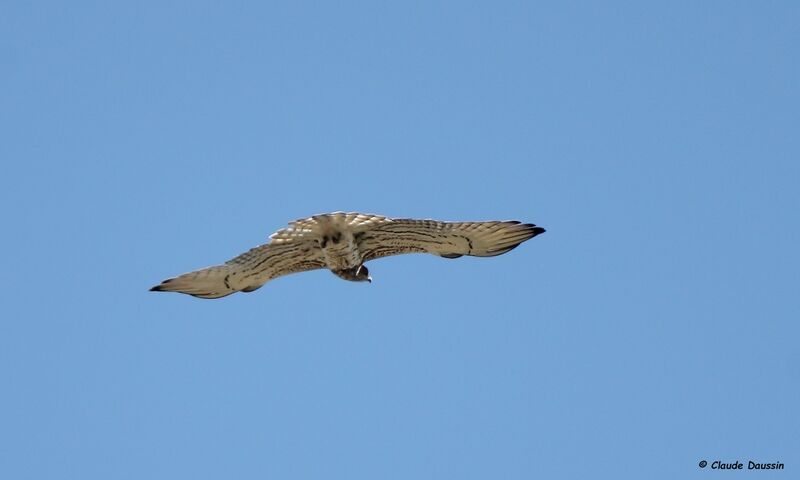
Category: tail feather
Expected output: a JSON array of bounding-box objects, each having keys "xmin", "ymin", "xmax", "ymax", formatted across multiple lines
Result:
[{"xmin": 150, "ymin": 265, "xmax": 237, "ymax": 299}]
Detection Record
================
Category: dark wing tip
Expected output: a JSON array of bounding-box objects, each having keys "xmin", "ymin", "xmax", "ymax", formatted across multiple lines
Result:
[
  {"xmin": 514, "ymin": 223, "xmax": 546, "ymax": 239},
  {"xmin": 150, "ymin": 277, "xmax": 174, "ymax": 292}
]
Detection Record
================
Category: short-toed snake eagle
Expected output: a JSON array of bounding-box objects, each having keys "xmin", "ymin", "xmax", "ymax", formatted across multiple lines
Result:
[{"xmin": 150, "ymin": 212, "xmax": 545, "ymax": 299}]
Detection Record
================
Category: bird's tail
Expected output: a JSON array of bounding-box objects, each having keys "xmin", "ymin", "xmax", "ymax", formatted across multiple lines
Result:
[{"xmin": 150, "ymin": 264, "xmax": 237, "ymax": 299}]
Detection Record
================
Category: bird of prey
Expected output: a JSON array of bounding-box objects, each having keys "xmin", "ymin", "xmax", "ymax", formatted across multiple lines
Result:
[{"xmin": 150, "ymin": 212, "xmax": 545, "ymax": 299}]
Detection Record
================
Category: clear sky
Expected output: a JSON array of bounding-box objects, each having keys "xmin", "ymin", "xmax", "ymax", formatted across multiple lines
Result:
[{"xmin": 2, "ymin": 1, "xmax": 798, "ymax": 479}]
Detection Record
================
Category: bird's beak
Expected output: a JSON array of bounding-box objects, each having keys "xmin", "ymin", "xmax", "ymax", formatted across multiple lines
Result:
[{"xmin": 367, "ymin": 276, "xmax": 372, "ymax": 283}]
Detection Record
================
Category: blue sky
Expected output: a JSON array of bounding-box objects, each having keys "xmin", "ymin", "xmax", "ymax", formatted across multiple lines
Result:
[{"xmin": 2, "ymin": 1, "xmax": 798, "ymax": 478}]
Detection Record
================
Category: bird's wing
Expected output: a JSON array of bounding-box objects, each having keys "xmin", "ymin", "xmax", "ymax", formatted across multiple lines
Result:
[
  {"xmin": 150, "ymin": 237, "xmax": 325, "ymax": 299},
  {"xmin": 358, "ymin": 218, "xmax": 545, "ymax": 262}
]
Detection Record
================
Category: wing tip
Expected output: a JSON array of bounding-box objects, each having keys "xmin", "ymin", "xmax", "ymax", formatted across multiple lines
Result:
[
  {"xmin": 150, "ymin": 277, "xmax": 174, "ymax": 292},
  {"xmin": 503, "ymin": 221, "xmax": 545, "ymax": 235},
  {"xmin": 481, "ymin": 222, "xmax": 545, "ymax": 256},
  {"xmin": 511, "ymin": 223, "xmax": 546, "ymax": 240}
]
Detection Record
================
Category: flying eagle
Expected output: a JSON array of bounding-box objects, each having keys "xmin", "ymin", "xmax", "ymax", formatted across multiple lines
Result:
[{"xmin": 150, "ymin": 212, "xmax": 545, "ymax": 299}]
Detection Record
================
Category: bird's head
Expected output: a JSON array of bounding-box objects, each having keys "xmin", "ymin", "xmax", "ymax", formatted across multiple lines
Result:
[
  {"xmin": 333, "ymin": 264, "xmax": 372, "ymax": 283},
  {"xmin": 355, "ymin": 264, "xmax": 372, "ymax": 283}
]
